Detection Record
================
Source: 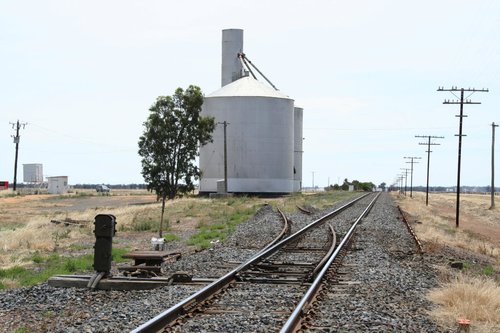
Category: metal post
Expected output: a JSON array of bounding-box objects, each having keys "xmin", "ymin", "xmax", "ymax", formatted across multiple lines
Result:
[
  {"xmin": 89, "ymin": 214, "xmax": 116, "ymax": 289},
  {"xmin": 223, "ymin": 121, "xmax": 228, "ymax": 193},
  {"xmin": 217, "ymin": 121, "xmax": 229, "ymax": 193}
]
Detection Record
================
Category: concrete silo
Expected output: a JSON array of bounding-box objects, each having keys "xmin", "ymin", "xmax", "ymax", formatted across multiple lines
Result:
[{"xmin": 199, "ymin": 29, "xmax": 302, "ymax": 194}]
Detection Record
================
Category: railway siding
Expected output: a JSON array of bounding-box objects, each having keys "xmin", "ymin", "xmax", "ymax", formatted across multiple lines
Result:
[{"xmin": 0, "ymin": 193, "xmax": 447, "ymax": 332}]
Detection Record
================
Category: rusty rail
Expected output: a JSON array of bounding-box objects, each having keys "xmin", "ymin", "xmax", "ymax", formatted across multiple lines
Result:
[
  {"xmin": 258, "ymin": 207, "xmax": 291, "ymax": 254},
  {"xmin": 397, "ymin": 205, "xmax": 424, "ymax": 254},
  {"xmin": 296, "ymin": 205, "xmax": 313, "ymax": 215}
]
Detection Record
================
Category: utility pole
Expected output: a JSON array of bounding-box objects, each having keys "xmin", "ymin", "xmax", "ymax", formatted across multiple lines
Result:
[
  {"xmin": 491, "ymin": 122, "xmax": 499, "ymax": 209},
  {"xmin": 398, "ymin": 174, "xmax": 404, "ymax": 194},
  {"xmin": 10, "ymin": 120, "xmax": 27, "ymax": 191},
  {"xmin": 438, "ymin": 86, "xmax": 488, "ymax": 227},
  {"xmin": 312, "ymin": 171, "xmax": 315, "ymax": 190},
  {"xmin": 217, "ymin": 121, "xmax": 229, "ymax": 193},
  {"xmin": 404, "ymin": 157, "xmax": 421, "ymax": 198},
  {"xmin": 416, "ymin": 135, "xmax": 444, "ymax": 206},
  {"xmin": 400, "ymin": 168, "xmax": 409, "ymax": 196}
]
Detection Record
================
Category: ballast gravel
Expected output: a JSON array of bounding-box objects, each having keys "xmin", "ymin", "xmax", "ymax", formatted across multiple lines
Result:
[{"xmin": 303, "ymin": 193, "xmax": 450, "ymax": 332}]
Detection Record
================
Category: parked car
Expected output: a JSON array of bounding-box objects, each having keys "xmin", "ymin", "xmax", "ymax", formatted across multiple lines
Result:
[{"xmin": 96, "ymin": 185, "xmax": 111, "ymax": 193}]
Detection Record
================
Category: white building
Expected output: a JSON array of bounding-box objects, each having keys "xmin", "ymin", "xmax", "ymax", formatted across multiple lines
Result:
[
  {"xmin": 47, "ymin": 176, "xmax": 68, "ymax": 194},
  {"xmin": 23, "ymin": 163, "xmax": 43, "ymax": 183}
]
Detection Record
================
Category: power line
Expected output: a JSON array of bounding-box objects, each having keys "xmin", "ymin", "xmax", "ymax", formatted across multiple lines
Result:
[
  {"xmin": 437, "ymin": 86, "xmax": 488, "ymax": 228},
  {"xmin": 415, "ymin": 135, "xmax": 444, "ymax": 206},
  {"xmin": 10, "ymin": 120, "xmax": 28, "ymax": 191}
]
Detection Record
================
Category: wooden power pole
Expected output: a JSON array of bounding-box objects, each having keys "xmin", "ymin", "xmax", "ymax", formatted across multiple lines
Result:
[
  {"xmin": 415, "ymin": 135, "xmax": 444, "ymax": 206},
  {"xmin": 10, "ymin": 120, "xmax": 27, "ymax": 191},
  {"xmin": 438, "ymin": 87, "xmax": 488, "ymax": 227},
  {"xmin": 404, "ymin": 156, "xmax": 421, "ymax": 198},
  {"xmin": 491, "ymin": 122, "xmax": 499, "ymax": 209}
]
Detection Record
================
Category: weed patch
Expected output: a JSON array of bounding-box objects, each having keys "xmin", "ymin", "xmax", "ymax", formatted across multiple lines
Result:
[
  {"xmin": 0, "ymin": 247, "xmax": 129, "ymax": 289},
  {"xmin": 163, "ymin": 233, "xmax": 181, "ymax": 242},
  {"xmin": 427, "ymin": 275, "xmax": 500, "ymax": 329}
]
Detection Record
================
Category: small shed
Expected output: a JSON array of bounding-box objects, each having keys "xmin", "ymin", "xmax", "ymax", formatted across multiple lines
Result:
[{"xmin": 47, "ymin": 176, "xmax": 69, "ymax": 194}]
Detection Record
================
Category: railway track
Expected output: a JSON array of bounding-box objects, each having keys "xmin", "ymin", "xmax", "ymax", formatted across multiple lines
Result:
[
  {"xmin": 132, "ymin": 193, "xmax": 379, "ymax": 332},
  {"xmin": 298, "ymin": 193, "xmax": 434, "ymax": 332},
  {"xmin": 0, "ymin": 193, "xmax": 447, "ymax": 333}
]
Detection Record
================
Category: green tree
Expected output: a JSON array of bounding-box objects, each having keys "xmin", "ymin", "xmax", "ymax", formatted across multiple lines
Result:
[
  {"xmin": 341, "ymin": 178, "xmax": 350, "ymax": 191},
  {"xmin": 138, "ymin": 85, "xmax": 215, "ymax": 237}
]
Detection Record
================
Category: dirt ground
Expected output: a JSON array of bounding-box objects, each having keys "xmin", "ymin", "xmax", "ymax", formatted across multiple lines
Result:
[{"xmin": 0, "ymin": 192, "xmax": 157, "ymax": 226}]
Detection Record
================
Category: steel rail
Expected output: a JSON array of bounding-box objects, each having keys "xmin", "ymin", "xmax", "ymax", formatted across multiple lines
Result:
[
  {"xmin": 258, "ymin": 207, "xmax": 291, "ymax": 254},
  {"xmin": 397, "ymin": 205, "xmax": 424, "ymax": 254},
  {"xmin": 280, "ymin": 192, "xmax": 381, "ymax": 333},
  {"xmin": 308, "ymin": 223, "xmax": 337, "ymax": 281},
  {"xmin": 242, "ymin": 222, "xmax": 337, "ymax": 283},
  {"xmin": 296, "ymin": 205, "xmax": 313, "ymax": 215},
  {"xmin": 131, "ymin": 193, "xmax": 370, "ymax": 333}
]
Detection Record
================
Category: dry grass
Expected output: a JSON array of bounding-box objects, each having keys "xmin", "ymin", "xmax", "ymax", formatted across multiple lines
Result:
[
  {"xmin": 394, "ymin": 191, "xmax": 500, "ymax": 332},
  {"xmin": 427, "ymin": 275, "xmax": 500, "ymax": 332},
  {"xmin": 396, "ymin": 192, "xmax": 499, "ymax": 258},
  {"xmin": 0, "ymin": 191, "xmax": 358, "ymax": 270},
  {"xmin": 0, "ymin": 217, "xmax": 91, "ymax": 268}
]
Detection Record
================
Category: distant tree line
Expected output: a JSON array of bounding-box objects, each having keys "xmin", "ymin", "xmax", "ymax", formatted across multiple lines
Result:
[{"xmin": 325, "ymin": 178, "xmax": 376, "ymax": 192}]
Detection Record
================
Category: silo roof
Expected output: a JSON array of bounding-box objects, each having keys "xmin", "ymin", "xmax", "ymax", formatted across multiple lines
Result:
[{"xmin": 207, "ymin": 76, "xmax": 292, "ymax": 99}]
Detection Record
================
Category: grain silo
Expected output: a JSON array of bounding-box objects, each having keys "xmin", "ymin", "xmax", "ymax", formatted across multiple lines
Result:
[{"xmin": 199, "ymin": 29, "xmax": 303, "ymax": 194}]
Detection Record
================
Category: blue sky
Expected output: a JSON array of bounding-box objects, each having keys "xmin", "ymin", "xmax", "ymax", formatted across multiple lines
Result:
[{"xmin": 1, "ymin": 0, "xmax": 499, "ymax": 187}]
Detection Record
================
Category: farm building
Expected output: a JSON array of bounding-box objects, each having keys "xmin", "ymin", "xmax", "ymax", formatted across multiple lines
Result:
[
  {"xmin": 199, "ymin": 29, "xmax": 303, "ymax": 194},
  {"xmin": 47, "ymin": 176, "xmax": 69, "ymax": 194}
]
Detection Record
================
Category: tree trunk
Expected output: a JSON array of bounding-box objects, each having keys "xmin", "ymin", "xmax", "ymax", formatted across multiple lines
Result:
[{"xmin": 159, "ymin": 194, "xmax": 166, "ymax": 238}]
